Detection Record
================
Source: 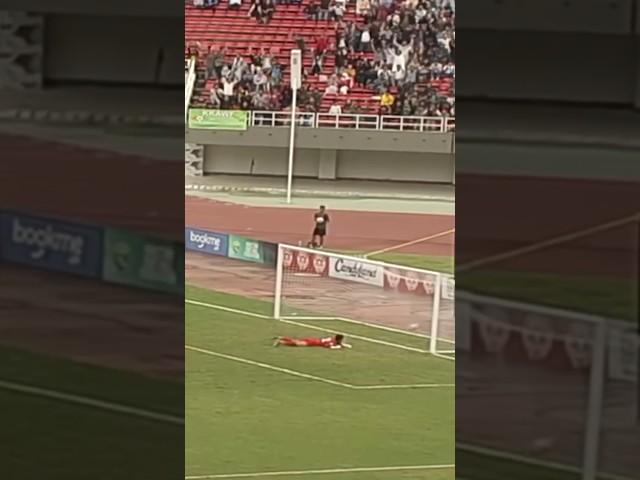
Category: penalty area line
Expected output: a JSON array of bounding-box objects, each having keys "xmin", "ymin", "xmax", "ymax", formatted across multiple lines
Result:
[
  {"xmin": 186, "ymin": 346, "xmax": 451, "ymax": 391},
  {"xmin": 186, "ymin": 299, "xmax": 437, "ymax": 355},
  {"xmin": 185, "ymin": 463, "xmax": 455, "ymax": 479},
  {"xmin": 353, "ymin": 383, "xmax": 454, "ymax": 390},
  {"xmin": 0, "ymin": 379, "xmax": 183, "ymax": 425},
  {"xmin": 186, "ymin": 345, "xmax": 353, "ymax": 389}
]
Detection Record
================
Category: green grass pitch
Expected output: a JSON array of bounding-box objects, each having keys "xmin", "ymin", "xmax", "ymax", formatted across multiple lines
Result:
[
  {"xmin": 185, "ymin": 285, "xmax": 455, "ymax": 479},
  {"xmin": 0, "ymin": 346, "xmax": 183, "ymax": 479}
]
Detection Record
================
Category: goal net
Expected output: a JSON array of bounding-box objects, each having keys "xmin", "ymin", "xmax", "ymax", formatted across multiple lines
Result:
[
  {"xmin": 273, "ymin": 244, "xmax": 455, "ymax": 356},
  {"xmin": 456, "ymin": 290, "xmax": 640, "ymax": 480}
]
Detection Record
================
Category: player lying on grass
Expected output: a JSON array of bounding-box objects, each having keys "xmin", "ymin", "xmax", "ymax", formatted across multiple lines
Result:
[{"xmin": 273, "ymin": 334, "xmax": 352, "ymax": 349}]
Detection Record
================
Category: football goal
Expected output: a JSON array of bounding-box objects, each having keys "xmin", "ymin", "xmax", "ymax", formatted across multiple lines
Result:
[
  {"xmin": 456, "ymin": 290, "xmax": 639, "ymax": 480},
  {"xmin": 273, "ymin": 243, "xmax": 455, "ymax": 358}
]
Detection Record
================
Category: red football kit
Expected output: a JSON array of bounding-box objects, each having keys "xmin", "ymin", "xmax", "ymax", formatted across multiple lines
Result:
[{"xmin": 279, "ymin": 336, "xmax": 338, "ymax": 347}]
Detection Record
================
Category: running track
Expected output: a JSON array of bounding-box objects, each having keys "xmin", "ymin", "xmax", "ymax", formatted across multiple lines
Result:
[
  {"xmin": 456, "ymin": 173, "xmax": 640, "ymax": 277},
  {"xmin": 1, "ymin": 133, "xmax": 183, "ymax": 377},
  {"xmin": 185, "ymin": 195, "xmax": 456, "ymax": 256}
]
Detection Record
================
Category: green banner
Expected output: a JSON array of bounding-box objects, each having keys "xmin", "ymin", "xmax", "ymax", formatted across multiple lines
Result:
[
  {"xmin": 228, "ymin": 235, "xmax": 264, "ymax": 263},
  {"xmin": 188, "ymin": 109, "xmax": 248, "ymax": 130},
  {"xmin": 103, "ymin": 228, "xmax": 183, "ymax": 294}
]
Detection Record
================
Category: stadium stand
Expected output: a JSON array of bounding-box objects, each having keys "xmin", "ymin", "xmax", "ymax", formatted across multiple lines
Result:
[{"xmin": 185, "ymin": 0, "xmax": 454, "ymax": 118}]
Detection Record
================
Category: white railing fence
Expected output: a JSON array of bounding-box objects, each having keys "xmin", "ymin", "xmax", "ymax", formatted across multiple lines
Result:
[
  {"xmin": 189, "ymin": 108, "xmax": 454, "ymax": 133},
  {"xmin": 251, "ymin": 111, "xmax": 454, "ymax": 132}
]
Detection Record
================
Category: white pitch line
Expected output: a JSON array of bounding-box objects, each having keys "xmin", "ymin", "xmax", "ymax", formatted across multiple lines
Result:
[
  {"xmin": 457, "ymin": 211, "xmax": 640, "ymax": 272},
  {"xmin": 433, "ymin": 352, "xmax": 456, "ymax": 362},
  {"xmin": 353, "ymin": 383, "xmax": 454, "ymax": 390},
  {"xmin": 365, "ymin": 228, "xmax": 455, "ymax": 257},
  {"xmin": 186, "ymin": 299, "xmax": 454, "ymax": 387},
  {"xmin": 185, "ymin": 463, "xmax": 454, "ymax": 479},
  {"xmin": 0, "ymin": 379, "xmax": 183, "ymax": 425},
  {"xmin": 187, "ymin": 345, "xmax": 446, "ymax": 391},
  {"xmin": 186, "ymin": 345, "xmax": 354, "ymax": 389},
  {"xmin": 186, "ymin": 299, "xmax": 437, "ymax": 355},
  {"xmin": 186, "ymin": 299, "xmax": 269, "ymax": 320},
  {"xmin": 333, "ymin": 316, "xmax": 431, "ymax": 339}
]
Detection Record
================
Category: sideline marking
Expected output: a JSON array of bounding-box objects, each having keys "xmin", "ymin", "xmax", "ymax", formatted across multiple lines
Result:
[
  {"xmin": 0, "ymin": 379, "xmax": 183, "ymax": 425},
  {"xmin": 457, "ymin": 211, "xmax": 640, "ymax": 272},
  {"xmin": 185, "ymin": 463, "xmax": 455, "ymax": 479},
  {"xmin": 185, "ymin": 345, "xmax": 352, "ymax": 389},
  {"xmin": 365, "ymin": 228, "xmax": 455, "ymax": 257},
  {"xmin": 186, "ymin": 345, "xmax": 452, "ymax": 391}
]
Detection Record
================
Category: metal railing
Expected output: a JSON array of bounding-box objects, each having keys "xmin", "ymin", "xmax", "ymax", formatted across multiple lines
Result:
[
  {"xmin": 251, "ymin": 110, "xmax": 316, "ymax": 128},
  {"xmin": 248, "ymin": 111, "xmax": 455, "ymax": 132}
]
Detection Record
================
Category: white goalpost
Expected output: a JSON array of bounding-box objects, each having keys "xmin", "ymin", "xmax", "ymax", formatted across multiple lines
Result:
[{"xmin": 273, "ymin": 243, "xmax": 455, "ymax": 357}]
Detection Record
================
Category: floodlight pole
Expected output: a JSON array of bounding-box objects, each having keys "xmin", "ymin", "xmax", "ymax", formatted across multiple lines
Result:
[
  {"xmin": 286, "ymin": 49, "xmax": 302, "ymax": 204},
  {"xmin": 286, "ymin": 88, "xmax": 297, "ymax": 204}
]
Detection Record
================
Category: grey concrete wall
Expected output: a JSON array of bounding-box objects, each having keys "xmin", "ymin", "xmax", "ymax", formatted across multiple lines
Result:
[
  {"xmin": 203, "ymin": 145, "xmax": 454, "ymax": 183},
  {"xmin": 186, "ymin": 127, "xmax": 454, "ymax": 154},
  {"xmin": 336, "ymin": 150, "xmax": 453, "ymax": 183},
  {"xmin": 44, "ymin": 15, "xmax": 182, "ymax": 85},
  {"xmin": 204, "ymin": 146, "xmax": 322, "ymax": 177}
]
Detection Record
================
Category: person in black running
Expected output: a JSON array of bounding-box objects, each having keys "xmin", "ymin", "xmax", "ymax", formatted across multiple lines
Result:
[{"xmin": 311, "ymin": 205, "xmax": 329, "ymax": 248}]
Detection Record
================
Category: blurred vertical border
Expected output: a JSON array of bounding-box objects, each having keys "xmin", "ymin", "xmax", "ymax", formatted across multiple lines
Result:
[
  {"xmin": 0, "ymin": 3, "xmax": 184, "ymax": 479},
  {"xmin": 456, "ymin": 2, "xmax": 640, "ymax": 480}
]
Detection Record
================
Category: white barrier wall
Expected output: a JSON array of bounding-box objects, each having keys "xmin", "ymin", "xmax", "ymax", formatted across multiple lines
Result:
[
  {"xmin": 336, "ymin": 150, "xmax": 453, "ymax": 183},
  {"xmin": 204, "ymin": 146, "xmax": 323, "ymax": 177},
  {"xmin": 203, "ymin": 145, "xmax": 454, "ymax": 183}
]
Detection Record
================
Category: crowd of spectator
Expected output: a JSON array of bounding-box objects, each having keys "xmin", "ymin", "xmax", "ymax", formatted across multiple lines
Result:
[
  {"xmin": 202, "ymin": 47, "xmax": 296, "ymax": 111},
  {"xmin": 190, "ymin": 0, "xmax": 455, "ymax": 117}
]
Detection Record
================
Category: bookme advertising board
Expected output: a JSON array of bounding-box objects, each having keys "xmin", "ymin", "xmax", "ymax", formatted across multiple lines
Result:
[{"xmin": 0, "ymin": 212, "xmax": 102, "ymax": 278}]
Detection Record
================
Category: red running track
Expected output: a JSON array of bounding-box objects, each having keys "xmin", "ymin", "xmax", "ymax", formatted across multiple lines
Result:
[
  {"xmin": 0, "ymin": 133, "xmax": 183, "ymax": 377},
  {"xmin": 185, "ymin": 195, "xmax": 456, "ymax": 256},
  {"xmin": 457, "ymin": 174, "xmax": 640, "ymax": 277},
  {"xmin": 1, "ymin": 134, "xmax": 182, "ymax": 239}
]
